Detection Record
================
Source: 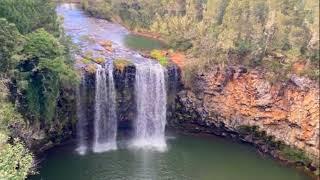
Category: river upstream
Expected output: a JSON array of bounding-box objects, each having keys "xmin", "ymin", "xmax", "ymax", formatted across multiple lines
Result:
[{"xmin": 29, "ymin": 4, "xmax": 311, "ymax": 180}]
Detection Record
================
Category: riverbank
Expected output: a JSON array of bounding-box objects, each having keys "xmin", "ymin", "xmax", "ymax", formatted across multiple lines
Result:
[
  {"xmin": 168, "ymin": 127, "xmax": 318, "ymax": 179},
  {"xmin": 170, "ymin": 65, "xmax": 319, "ymax": 177},
  {"xmin": 77, "ymin": 2, "xmax": 320, "ymax": 177}
]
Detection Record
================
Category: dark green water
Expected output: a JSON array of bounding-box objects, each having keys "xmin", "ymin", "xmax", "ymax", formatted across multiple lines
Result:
[
  {"xmin": 29, "ymin": 134, "xmax": 310, "ymax": 180},
  {"xmin": 50, "ymin": 4, "xmax": 311, "ymax": 180},
  {"xmin": 124, "ymin": 34, "xmax": 166, "ymax": 51}
]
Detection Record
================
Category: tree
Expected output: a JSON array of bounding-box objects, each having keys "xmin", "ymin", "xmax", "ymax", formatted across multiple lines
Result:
[
  {"xmin": 16, "ymin": 29, "xmax": 78, "ymax": 122},
  {"xmin": 0, "ymin": 80, "xmax": 33, "ymax": 180},
  {"xmin": 0, "ymin": 18, "xmax": 24, "ymax": 75},
  {"xmin": 0, "ymin": 0, "xmax": 59, "ymax": 35},
  {"xmin": 0, "ymin": 138, "xmax": 33, "ymax": 180},
  {"xmin": 186, "ymin": 0, "xmax": 204, "ymax": 21},
  {"xmin": 204, "ymin": 0, "xmax": 229, "ymax": 25}
]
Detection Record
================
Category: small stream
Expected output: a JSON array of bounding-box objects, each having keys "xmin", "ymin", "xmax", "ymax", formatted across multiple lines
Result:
[{"xmin": 29, "ymin": 4, "xmax": 311, "ymax": 180}]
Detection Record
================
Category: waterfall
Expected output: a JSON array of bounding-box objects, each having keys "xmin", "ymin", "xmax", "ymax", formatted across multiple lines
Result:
[
  {"xmin": 93, "ymin": 64, "xmax": 118, "ymax": 153},
  {"xmin": 76, "ymin": 76, "xmax": 88, "ymax": 155},
  {"xmin": 131, "ymin": 62, "xmax": 167, "ymax": 151}
]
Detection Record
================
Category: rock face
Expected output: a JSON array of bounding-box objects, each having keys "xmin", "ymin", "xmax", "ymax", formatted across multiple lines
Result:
[
  {"xmin": 171, "ymin": 66, "xmax": 319, "ymax": 166},
  {"xmin": 81, "ymin": 63, "xmax": 179, "ymax": 135},
  {"xmin": 114, "ymin": 63, "xmax": 136, "ymax": 130}
]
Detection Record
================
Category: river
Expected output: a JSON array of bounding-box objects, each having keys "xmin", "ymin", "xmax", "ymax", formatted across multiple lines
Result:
[{"xmin": 29, "ymin": 4, "xmax": 311, "ymax": 180}]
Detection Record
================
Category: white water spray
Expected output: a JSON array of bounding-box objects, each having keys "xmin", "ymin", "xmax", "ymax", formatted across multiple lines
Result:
[
  {"xmin": 131, "ymin": 62, "xmax": 167, "ymax": 151},
  {"xmin": 93, "ymin": 64, "xmax": 118, "ymax": 153},
  {"xmin": 76, "ymin": 76, "xmax": 88, "ymax": 155}
]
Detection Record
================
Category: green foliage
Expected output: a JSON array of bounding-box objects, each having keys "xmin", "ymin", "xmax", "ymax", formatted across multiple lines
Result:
[
  {"xmin": 150, "ymin": 50, "xmax": 168, "ymax": 66},
  {"xmin": 93, "ymin": 57, "xmax": 105, "ymax": 64},
  {"xmin": 158, "ymin": 56, "xmax": 169, "ymax": 66},
  {"xmin": 0, "ymin": 80, "xmax": 33, "ymax": 180},
  {"xmin": 23, "ymin": 29, "xmax": 64, "ymax": 59},
  {"xmin": 15, "ymin": 29, "xmax": 78, "ymax": 122},
  {"xmin": 112, "ymin": 0, "xmax": 164, "ymax": 30},
  {"xmin": 279, "ymin": 145, "xmax": 312, "ymax": 164},
  {"xmin": 0, "ymin": 139, "xmax": 33, "ymax": 180},
  {"xmin": 0, "ymin": 0, "xmax": 78, "ymax": 178},
  {"xmin": 85, "ymin": 64, "xmax": 97, "ymax": 74},
  {"xmin": 0, "ymin": 81, "xmax": 23, "ymax": 133},
  {"xmin": 261, "ymin": 59, "xmax": 292, "ymax": 83},
  {"xmin": 150, "ymin": 50, "xmax": 164, "ymax": 60},
  {"xmin": 238, "ymin": 125, "xmax": 312, "ymax": 165},
  {"xmin": 81, "ymin": 58, "xmax": 91, "ymax": 64},
  {"xmin": 0, "ymin": 18, "xmax": 24, "ymax": 74},
  {"xmin": 0, "ymin": 101, "xmax": 24, "ymax": 133},
  {"xmin": 234, "ymin": 39, "xmax": 253, "ymax": 56},
  {"xmin": 113, "ymin": 59, "xmax": 133, "ymax": 72},
  {"xmin": 170, "ymin": 39, "xmax": 193, "ymax": 51},
  {"xmin": 83, "ymin": 0, "xmax": 319, "ymax": 82},
  {"xmin": 0, "ymin": 0, "xmax": 59, "ymax": 35},
  {"xmin": 81, "ymin": 0, "xmax": 112, "ymax": 20}
]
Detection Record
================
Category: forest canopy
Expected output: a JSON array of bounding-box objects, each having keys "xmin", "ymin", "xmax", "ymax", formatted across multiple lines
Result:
[
  {"xmin": 0, "ymin": 0, "xmax": 78, "ymax": 179},
  {"xmin": 82, "ymin": 0, "xmax": 319, "ymax": 82}
]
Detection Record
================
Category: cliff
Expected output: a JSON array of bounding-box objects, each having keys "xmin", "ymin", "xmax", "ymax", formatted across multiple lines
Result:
[{"xmin": 171, "ymin": 66, "xmax": 319, "ymax": 171}]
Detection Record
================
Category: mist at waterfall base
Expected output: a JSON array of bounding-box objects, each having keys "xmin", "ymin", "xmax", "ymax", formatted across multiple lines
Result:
[
  {"xmin": 130, "ymin": 63, "xmax": 167, "ymax": 151},
  {"xmin": 76, "ymin": 61, "xmax": 168, "ymax": 154},
  {"xmin": 30, "ymin": 133, "xmax": 309, "ymax": 180},
  {"xmin": 31, "ymin": 4, "xmax": 312, "ymax": 180},
  {"xmin": 92, "ymin": 64, "xmax": 118, "ymax": 153}
]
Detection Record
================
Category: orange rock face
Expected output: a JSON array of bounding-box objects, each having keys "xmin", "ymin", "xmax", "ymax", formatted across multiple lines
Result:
[
  {"xmin": 183, "ymin": 67, "xmax": 319, "ymax": 164},
  {"xmin": 169, "ymin": 52, "xmax": 186, "ymax": 68}
]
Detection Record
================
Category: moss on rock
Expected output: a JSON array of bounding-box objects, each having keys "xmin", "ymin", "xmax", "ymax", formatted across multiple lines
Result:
[
  {"xmin": 150, "ymin": 49, "xmax": 169, "ymax": 66},
  {"xmin": 85, "ymin": 64, "xmax": 97, "ymax": 74},
  {"xmin": 113, "ymin": 59, "xmax": 133, "ymax": 73},
  {"xmin": 237, "ymin": 125, "xmax": 313, "ymax": 168}
]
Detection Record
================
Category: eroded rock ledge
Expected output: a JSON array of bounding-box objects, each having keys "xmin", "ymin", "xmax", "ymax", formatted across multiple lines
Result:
[{"xmin": 170, "ymin": 66, "xmax": 319, "ymax": 172}]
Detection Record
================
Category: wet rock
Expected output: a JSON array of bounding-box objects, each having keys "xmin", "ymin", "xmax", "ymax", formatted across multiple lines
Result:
[{"xmin": 114, "ymin": 62, "xmax": 136, "ymax": 130}]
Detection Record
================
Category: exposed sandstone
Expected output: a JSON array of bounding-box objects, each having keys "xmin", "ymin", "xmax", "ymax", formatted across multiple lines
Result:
[{"xmin": 173, "ymin": 66, "xmax": 319, "ymax": 166}]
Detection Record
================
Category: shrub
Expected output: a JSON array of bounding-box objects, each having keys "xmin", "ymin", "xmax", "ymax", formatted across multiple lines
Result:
[
  {"xmin": 85, "ymin": 64, "xmax": 97, "ymax": 74},
  {"xmin": 81, "ymin": 58, "xmax": 91, "ymax": 64},
  {"xmin": 170, "ymin": 38, "xmax": 193, "ymax": 51},
  {"xmin": 234, "ymin": 39, "xmax": 253, "ymax": 56},
  {"xmin": 15, "ymin": 29, "xmax": 79, "ymax": 122},
  {"xmin": 113, "ymin": 59, "xmax": 132, "ymax": 73},
  {"xmin": 0, "ymin": 81, "xmax": 33, "ymax": 180},
  {"xmin": 150, "ymin": 49, "xmax": 168, "ymax": 66},
  {"xmin": 0, "ymin": 139, "xmax": 33, "ymax": 180},
  {"xmin": 93, "ymin": 57, "xmax": 105, "ymax": 64}
]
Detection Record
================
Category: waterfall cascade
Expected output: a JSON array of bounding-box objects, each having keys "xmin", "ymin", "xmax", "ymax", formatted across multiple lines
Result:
[
  {"xmin": 76, "ymin": 76, "xmax": 88, "ymax": 155},
  {"xmin": 76, "ymin": 61, "xmax": 168, "ymax": 154},
  {"xmin": 131, "ymin": 62, "xmax": 167, "ymax": 151},
  {"xmin": 93, "ymin": 64, "xmax": 118, "ymax": 153}
]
